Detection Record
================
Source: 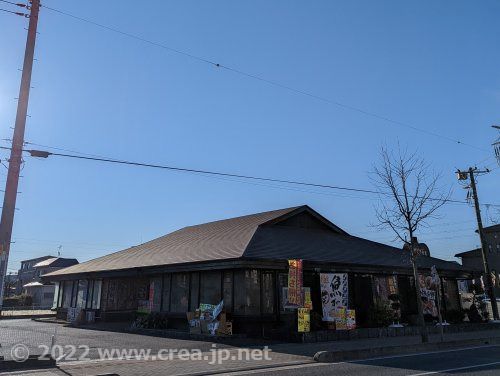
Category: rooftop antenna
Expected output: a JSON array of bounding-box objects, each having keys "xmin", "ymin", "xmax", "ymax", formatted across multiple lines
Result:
[{"xmin": 57, "ymin": 245, "xmax": 62, "ymax": 257}]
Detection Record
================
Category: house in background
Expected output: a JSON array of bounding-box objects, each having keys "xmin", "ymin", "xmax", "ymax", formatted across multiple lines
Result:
[
  {"xmin": 16, "ymin": 255, "xmax": 55, "ymax": 294},
  {"xmin": 455, "ymin": 223, "xmax": 500, "ymax": 296},
  {"xmin": 19, "ymin": 256, "xmax": 79, "ymax": 308},
  {"xmin": 45, "ymin": 205, "xmax": 473, "ymax": 336}
]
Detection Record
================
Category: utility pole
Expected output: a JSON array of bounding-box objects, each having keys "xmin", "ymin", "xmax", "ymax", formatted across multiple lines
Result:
[
  {"xmin": 457, "ymin": 167, "xmax": 499, "ymax": 321},
  {"xmin": 0, "ymin": 0, "xmax": 40, "ymax": 313}
]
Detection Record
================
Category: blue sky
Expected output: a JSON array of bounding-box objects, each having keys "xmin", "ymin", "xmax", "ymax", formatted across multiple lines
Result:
[{"xmin": 0, "ymin": 0, "xmax": 499, "ymax": 273}]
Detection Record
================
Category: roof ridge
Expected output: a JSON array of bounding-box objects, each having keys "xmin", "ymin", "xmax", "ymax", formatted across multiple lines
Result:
[{"xmin": 182, "ymin": 205, "xmax": 304, "ymax": 229}]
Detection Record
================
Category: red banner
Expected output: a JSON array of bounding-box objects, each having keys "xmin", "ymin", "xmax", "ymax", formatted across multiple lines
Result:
[{"xmin": 288, "ymin": 259, "xmax": 303, "ymax": 306}]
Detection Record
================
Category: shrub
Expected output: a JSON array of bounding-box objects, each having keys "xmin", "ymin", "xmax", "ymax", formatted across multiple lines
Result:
[
  {"xmin": 131, "ymin": 312, "xmax": 168, "ymax": 330},
  {"xmin": 3, "ymin": 294, "xmax": 33, "ymax": 308},
  {"xmin": 369, "ymin": 302, "xmax": 394, "ymax": 327}
]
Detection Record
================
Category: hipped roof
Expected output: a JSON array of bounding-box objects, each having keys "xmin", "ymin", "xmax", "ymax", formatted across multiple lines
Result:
[{"xmin": 45, "ymin": 205, "xmax": 466, "ymax": 278}]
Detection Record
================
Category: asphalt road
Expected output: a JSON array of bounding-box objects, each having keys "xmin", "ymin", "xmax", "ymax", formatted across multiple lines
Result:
[
  {"xmin": 0, "ymin": 319, "xmax": 234, "ymax": 361},
  {"xmin": 220, "ymin": 346, "xmax": 500, "ymax": 376},
  {"xmin": 1, "ymin": 319, "xmax": 500, "ymax": 376}
]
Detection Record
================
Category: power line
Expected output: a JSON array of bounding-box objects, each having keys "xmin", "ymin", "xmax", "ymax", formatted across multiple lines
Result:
[
  {"xmin": 41, "ymin": 4, "xmax": 487, "ymax": 152},
  {"xmin": 0, "ymin": 7, "xmax": 26, "ymax": 16},
  {"xmin": 3, "ymin": 145, "xmax": 498, "ymax": 208},
  {"xmin": 0, "ymin": 0, "xmax": 25, "ymax": 6}
]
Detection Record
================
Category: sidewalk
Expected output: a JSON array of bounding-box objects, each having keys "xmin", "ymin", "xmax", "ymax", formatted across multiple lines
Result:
[{"xmin": 1, "ymin": 329, "xmax": 500, "ymax": 376}]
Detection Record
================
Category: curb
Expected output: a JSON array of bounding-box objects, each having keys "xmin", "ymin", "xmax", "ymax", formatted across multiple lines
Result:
[
  {"xmin": 313, "ymin": 337, "xmax": 500, "ymax": 362},
  {"xmin": 0, "ymin": 356, "xmax": 56, "ymax": 371},
  {"xmin": 1, "ymin": 314, "xmax": 56, "ymax": 320}
]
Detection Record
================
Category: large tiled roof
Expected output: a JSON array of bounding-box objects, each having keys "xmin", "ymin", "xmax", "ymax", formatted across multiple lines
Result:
[
  {"xmin": 246, "ymin": 225, "xmax": 464, "ymax": 271},
  {"xmin": 45, "ymin": 206, "xmax": 300, "ymax": 276},
  {"xmin": 45, "ymin": 205, "xmax": 467, "ymax": 277}
]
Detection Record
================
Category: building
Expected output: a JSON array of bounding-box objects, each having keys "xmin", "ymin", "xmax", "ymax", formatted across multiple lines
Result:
[
  {"xmin": 45, "ymin": 206, "xmax": 472, "ymax": 336},
  {"xmin": 455, "ymin": 223, "xmax": 500, "ymax": 296},
  {"xmin": 19, "ymin": 256, "xmax": 79, "ymax": 308},
  {"xmin": 17, "ymin": 255, "xmax": 55, "ymax": 294}
]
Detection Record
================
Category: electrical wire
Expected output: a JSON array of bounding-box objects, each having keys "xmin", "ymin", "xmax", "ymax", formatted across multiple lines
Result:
[
  {"xmin": 0, "ymin": 0, "xmax": 25, "ymax": 6},
  {"xmin": 40, "ymin": 4, "xmax": 487, "ymax": 152},
  {"xmin": 2, "ymin": 144, "xmax": 498, "ymax": 208},
  {"xmin": 0, "ymin": 7, "xmax": 26, "ymax": 16}
]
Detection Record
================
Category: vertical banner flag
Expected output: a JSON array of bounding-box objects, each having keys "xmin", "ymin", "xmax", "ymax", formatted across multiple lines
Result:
[
  {"xmin": 320, "ymin": 273, "xmax": 348, "ymax": 322},
  {"xmin": 418, "ymin": 273, "xmax": 438, "ymax": 317},
  {"xmin": 346, "ymin": 309, "xmax": 356, "ymax": 330},
  {"xmin": 288, "ymin": 259, "xmax": 303, "ymax": 306},
  {"xmin": 298, "ymin": 308, "xmax": 310, "ymax": 332}
]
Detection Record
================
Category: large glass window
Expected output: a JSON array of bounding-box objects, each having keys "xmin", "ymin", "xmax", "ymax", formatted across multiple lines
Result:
[
  {"xmin": 52, "ymin": 282, "xmax": 60, "ymax": 309},
  {"xmin": 76, "ymin": 279, "xmax": 88, "ymax": 308},
  {"xmin": 278, "ymin": 273, "xmax": 288, "ymax": 313},
  {"xmin": 234, "ymin": 270, "xmax": 261, "ymax": 315},
  {"xmin": 190, "ymin": 273, "xmax": 200, "ymax": 310},
  {"xmin": 200, "ymin": 271, "xmax": 221, "ymax": 305},
  {"xmin": 150, "ymin": 277, "xmax": 162, "ymax": 312},
  {"xmin": 161, "ymin": 274, "xmax": 171, "ymax": 312},
  {"xmin": 70, "ymin": 280, "xmax": 79, "ymax": 308},
  {"xmin": 62, "ymin": 281, "xmax": 73, "ymax": 308},
  {"xmin": 262, "ymin": 272, "xmax": 274, "ymax": 314},
  {"xmin": 171, "ymin": 273, "xmax": 189, "ymax": 312},
  {"xmin": 91, "ymin": 280, "xmax": 102, "ymax": 309},
  {"xmin": 223, "ymin": 271, "xmax": 233, "ymax": 312}
]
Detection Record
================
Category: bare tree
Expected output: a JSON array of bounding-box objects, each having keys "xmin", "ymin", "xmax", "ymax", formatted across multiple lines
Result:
[{"xmin": 372, "ymin": 145, "xmax": 451, "ymax": 343}]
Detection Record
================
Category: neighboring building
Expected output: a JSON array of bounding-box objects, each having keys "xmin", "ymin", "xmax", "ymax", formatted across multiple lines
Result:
[
  {"xmin": 17, "ymin": 255, "xmax": 55, "ymax": 294},
  {"xmin": 455, "ymin": 223, "xmax": 500, "ymax": 296},
  {"xmin": 45, "ymin": 206, "xmax": 473, "ymax": 336},
  {"xmin": 19, "ymin": 256, "xmax": 79, "ymax": 308}
]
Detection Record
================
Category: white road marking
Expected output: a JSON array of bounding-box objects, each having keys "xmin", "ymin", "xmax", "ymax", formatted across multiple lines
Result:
[
  {"xmin": 407, "ymin": 361, "xmax": 500, "ymax": 376},
  {"xmin": 214, "ymin": 344, "xmax": 500, "ymax": 375},
  {"xmin": 351, "ymin": 344, "xmax": 500, "ymax": 363}
]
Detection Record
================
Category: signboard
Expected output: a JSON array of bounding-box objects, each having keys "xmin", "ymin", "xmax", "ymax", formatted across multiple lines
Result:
[
  {"xmin": 320, "ymin": 273, "xmax": 348, "ymax": 322},
  {"xmin": 304, "ymin": 287, "xmax": 313, "ymax": 310},
  {"xmin": 419, "ymin": 274, "xmax": 438, "ymax": 317},
  {"xmin": 282, "ymin": 287, "xmax": 312, "ymax": 309},
  {"xmin": 346, "ymin": 309, "xmax": 356, "ymax": 330},
  {"xmin": 67, "ymin": 307, "xmax": 82, "ymax": 323},
  {"xmin": 298, "ymin": 308, "xmax": 310, "ymax": 332},
  {"xmin": 334, "ymin": 307, "xmax": 347, "ymax": 330},
  {"xmin": 288, "ymin": 259, "xmax": 303, "ymax": 306}
]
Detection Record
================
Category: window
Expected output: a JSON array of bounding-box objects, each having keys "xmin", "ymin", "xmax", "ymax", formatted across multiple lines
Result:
[
  {"xmin": 170, "ymin": 273, "xmax": 189, "ymax": 312},
  {"xmin": 200, "ymin": 271, "xmax": 221, "ymax": 305},
  {"xmin": 161, "ymin": 274, "xmax": 171, "ymax": 311},
  {"xmin": 150, "ymin": 277, "xmax": 162, "ymax": 312},
  {"xmin": 190, "ymin": 273, "xmax": 199, "ymax": 310},
  {"xmin": 52, "ymin": 282, "xmax": 60, "ymax": 309},
  {"xmin": 90, "ymin": 280, "xmax": 102, "ymax": 309},
  {"xmin": 234, "ymin": 270, "xmax": 261, "ymax": 315},
  {"xmin": 278, "ymin": 273, "xmax": 288, "ymax": 313},
  {"xmin": 62, "ymin": 281, "xmax": 73, "ymax": 308},
  {"xmin": 262, "ymin": 272, "xmax": 274, "ymax": 314},
  {"xmin": 70, "ymin": 281, "xmax": 79, "ymax": 308},
  {"xmin": 76, "ymin": 279, "xmax": 88, "ymax": 308},
  {"xmin": 223, "ymin": 271, "xmax": 233, "ymax": 312}
]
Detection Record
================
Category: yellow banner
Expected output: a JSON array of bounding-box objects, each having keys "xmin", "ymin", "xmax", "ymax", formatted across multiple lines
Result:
[{"xmin": 298, "ymin": 308, "xmax": 310, "ymax": 332}]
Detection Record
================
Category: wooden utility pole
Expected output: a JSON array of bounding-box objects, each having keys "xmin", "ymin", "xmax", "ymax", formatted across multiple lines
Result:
[
  {"xmin": 457, "ymin": 167, "xmax": 499, "ymax": 320},
  {"xmin": 0, "ymin": 0, "xmax": 40, "ymax": 312}
]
